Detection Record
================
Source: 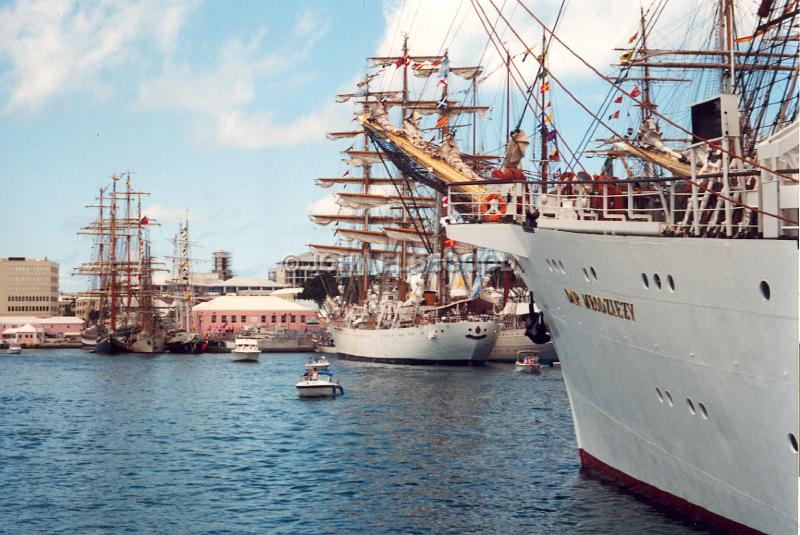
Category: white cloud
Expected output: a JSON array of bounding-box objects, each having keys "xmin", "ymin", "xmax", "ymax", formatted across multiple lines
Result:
[
  {"xmin": 138, "ymin": 10, "xmax": 336, "ymax": 149},
  {"xmin": 0, "ymin": 0, "xmax": 198, "ymax": 113}
]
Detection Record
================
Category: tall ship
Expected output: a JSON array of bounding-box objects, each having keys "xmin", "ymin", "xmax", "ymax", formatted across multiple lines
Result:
[
  {"xmin": 310, "ymin": 39, "xmax": 499, "ymax": 365},
  {"xmin": 75, "ymin": 173, "xmax": 165, "ymax": 354},
  {"xmin": 164, "ymin": 219, "xmax": 207, "ymax": 353},
  {"xmin": 364, "ymin": 1, "xmax": 798, "ymax": 532}
]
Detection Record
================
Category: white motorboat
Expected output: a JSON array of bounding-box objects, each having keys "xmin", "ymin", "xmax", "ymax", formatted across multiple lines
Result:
[
  {"xmin": 296, "ymin": 371, "xmax": 344, "ymax": 398},
  {"xmin": 7, "ymin": 344, "xmax": 22, "ymax": 355},
  {"xmin": 304, "ymin": 356, "xmax": 330, "ymax": 370},
  {"xmin": 514, "ymin": 351, "xmax": 541, "ymax": 374},
  {"xmin": 231, "ymin": 338, "xmax": 260, "ymax": 363}
]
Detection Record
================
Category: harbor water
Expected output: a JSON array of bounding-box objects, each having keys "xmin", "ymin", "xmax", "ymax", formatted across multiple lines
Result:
[{"xmin": 1, "ymin": 350, "xmax": 706, "ymax": 534}]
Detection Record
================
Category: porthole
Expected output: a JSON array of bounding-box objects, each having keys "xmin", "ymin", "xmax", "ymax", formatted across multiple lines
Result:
[
  {"xmin": 653, "ymin": 273, "xmax": 662, "ymax": 289},
  {"xmin": 590, "ymin": 267, "xmax": 597, "ymax": 280},
  {"xmin": 665, "ymin": 390, "xmax": 673, "ymax": 406},
  {"xmin": 475, "ymin": 326, "xmax": 481, "ymax": 334},
  {"xmin": 641, "ymin": 273, "xmax": 649, "ymax": 289},
  {"xmin": 583, "ymin": 268, "xmax": 590, "ymax": 282},
  {"xmin": 667, "ymin": 275, "xmax": 675, "ymax": 292},
  {"xmin": 698, "ymin": 402, "xmax": 708, "ymax": 419},
  {"xmin": 760, "ymin": 281, "xmax": 771, "ymax": 301},
  {"xmin": 790, "ymin": 433, "xmax": 798, "ymax": 453},
  {"xmin": 686, "ymin": 398, "xmax": 696, "ymax": 415},
  {"xmin": 655, "ymin": 387, "xmax": 663, "ymax": 403}
]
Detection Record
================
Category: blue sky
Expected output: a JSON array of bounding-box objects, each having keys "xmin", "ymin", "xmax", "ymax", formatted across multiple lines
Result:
[{"xmin": 0, "ymin": 0, "xmax": 711, "ymax": 292}]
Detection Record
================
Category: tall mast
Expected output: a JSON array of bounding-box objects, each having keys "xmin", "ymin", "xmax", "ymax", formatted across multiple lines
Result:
[
  {"xmin": 640, "ymin": 6, "xmax": 652, "ymax": 120},
  {"xmin": 398, "ymin": 35, "xmax": 409, "ymax": 301},
  {"xmin": 109, "ymin": 175, "xmax": 118, "ymax": 334},
  {"xmin": 540, "ymin": 34, "xmax": 549, "ymax": 187},
  {"xmin": 361, "ymin": 74, "xmax": 372, "ymax": 304},
  {"xmin": 125, "ymin": 173, "xmax": 133, "ymax": 315}
]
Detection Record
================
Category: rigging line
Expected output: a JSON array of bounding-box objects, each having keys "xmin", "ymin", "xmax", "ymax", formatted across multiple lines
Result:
[
  {"xmin": 370, "ymin": 137, "xmax": 435, "ymax": 254},
  {"xmin": 471, "ymin": 0, "xmax": 590, "ymax": 177},
  {"xmin": 513, "ymin": 0, "xmax": 567, "ymax": 132},
  {"xmin": 568, "ymin": 0, "xmax": 669, "ymax": 168},
  {"xmin": 484, "ymin": 5, "xmax": 798, "ymax": 227},
  {"xmin": 509, "ymin": 0, "xmax": 800, "ymax": 183}
]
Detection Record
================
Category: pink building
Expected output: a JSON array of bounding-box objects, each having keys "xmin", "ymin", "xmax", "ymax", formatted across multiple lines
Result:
[
  {"xmin": 192, "ymin": 296, "xmax": 320, "ymax": 337},
  {"xmin": 0, "ymin": 316, "xmax": 85, "ymax": 346}
]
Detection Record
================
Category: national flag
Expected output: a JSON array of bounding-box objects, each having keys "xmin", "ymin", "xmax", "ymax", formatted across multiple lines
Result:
[
  {"xmin": 140, "ymin": 216, "xmax": 149, "ymax": 225},
  {"xmin": 613, "ymin": 95, "xmax": 623, "ymax": 104},
  {"xmin": 619, "ymin": 51, "xmax": 633, "ymax": 62},
  {"xmin": 470, "ymin": 276, "xmax": 481, "ymax": 300},
  {"xmin": 630, "ymin": 86, "xmax": 641, "ymax": 98},
  {"xmin": 436, "ymin": 97, "xmax": 448, "ymax": 109},
  {"xmin": 435, "ymin": 115, "xmax": 448, "ymax": 129},
  {"xmin": 628, "ymin": 32, "xmax": 638, "ymax": 44},
  {"xmin": 735, "ymin": 34, "xmax": 754, "ymax": 43},
  {"xmin": 608, "ymin": 110, "xmax": 620, "ymax": 120},
  {"xmin": 395, "ymin": 56, "xmax": 409, "ymax": 68},
  {"xmin": 539, "ymin": 81, "xmax": 550, "ymax": 94}
]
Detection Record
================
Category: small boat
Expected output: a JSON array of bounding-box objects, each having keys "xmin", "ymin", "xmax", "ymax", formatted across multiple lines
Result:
[
  {"xmin": 231, "ymin": 338, "xmax": 260, "ymax": 362},
  {"xmin": 304, "ymin": 356, "xmax": 330, "ymax": 370},
  {"xmin": 7, "ymin": 344, "xmax": 22, "ymax": 354},
  {"xmin": 296, "ymin": 370, "xmax": 344, "ymax": 398},
  {"xmin": 515, "ymin": 350, "xmax": 541, "ymax": 374}
]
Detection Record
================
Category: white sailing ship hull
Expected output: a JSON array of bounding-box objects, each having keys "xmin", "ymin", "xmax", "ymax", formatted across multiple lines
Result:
[
  {"xmin": 488, "ymin": 327, "xmax": 557, "ymax": 363},
  {"xmin": 448, "ymin": 223, "xmax": 798, "ymax": 534},
  {"xmin": 331, "ymin": 320, "xmax": 499, "ymax": 365}
]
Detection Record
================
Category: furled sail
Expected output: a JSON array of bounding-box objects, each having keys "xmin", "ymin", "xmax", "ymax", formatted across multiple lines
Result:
[
  {"xmin": 502, "ymin": 130, "xmax": 530, "ymax": 169},
  {"xmin": 336, "ymin": 192, "xmax": 436, "ymax": 210},
  {"xmin": 327, "ymin": 131, "xmax": 363, "ymax": 140},
  {"xmin": 336, "ymin": 229, "xmax": 396, "ymax": 246},
  {"xmin": 383, "ymin": 226, "xmax": 433, "ymax": 245}
]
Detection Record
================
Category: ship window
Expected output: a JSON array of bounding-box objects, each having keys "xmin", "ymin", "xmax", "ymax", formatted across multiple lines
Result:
[
  {"xmin": 686, "ymin": 398, "xmax": 696, "ymax": 415},
  {"xmin": 641, "ymin": 273, "xmax": 649, "ymax": 288},
  {"xmin": 665, "ymin": 390, "xmax": 673, "ymax": 406},
  {"xmin": 546, "ymin": 259, "xmax": 554, "ymax": 272},
  {"xmin": 590, "ymin": 267, "xmax": 597, "ymax": 280},
  {"xmin": 655, "ymin": 387, "xmax": 663, "ymax": 403},
  {"xmin": 698, "ymin": 402, "xmax": 708, "ymax": 419},
  {"xmin": 790, "ymin": 433, "xmax": 798, "ymax": 453},
  {"xmin": 558, "ymin": 261, "xmax": 565, "ymax": 273},
  {"xmin": 582, "ymin": 268, "xmax": 590, "ymax": 282},
  {"xmin": 760, "ymin": 281, "xmax": 770, "ymax": 300},
  {"xmin": 667, "ymin": 275, "xmax": 675, "ymax": 292},
  {"xmin": 653, "ymin": 273, "xmax": 662, "ymax": 289}
]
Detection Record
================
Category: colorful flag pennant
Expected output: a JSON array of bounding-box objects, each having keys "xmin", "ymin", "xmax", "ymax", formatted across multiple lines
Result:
[
  {"xmin": 539, "ymin": 81, "xmax": 550, "ymax": 94},
  {"xmin": 619, "ymin": 51, "xmax": 633, "ymax": 62},
  {"xmin": 435, "ymin": 115, "xmax": 448, "ymax": 129},
  {"xmin": 549, "ymin": 149, "xmax": 560, "ymax": 161},
  {"xmin": 630, "ymin": 86, "xmax": 641, "ymax": 98},
  {"xmin": 613, "ymin": 95, "xmax": 623, "ymax": 104},
  {"xmin": 546, "ymin": 129, "xmax": 557, "ymax": 142},
  {"xmin": 628, "ymin": 32, "xmax": 638, "ymax": 44},
  {"xmin": 608, "ymin": 110, "xmax": 620, "ymax": 120},
  {"xmin": 140, "ymin": 216, "xmax": 149, "ymax": 225}
]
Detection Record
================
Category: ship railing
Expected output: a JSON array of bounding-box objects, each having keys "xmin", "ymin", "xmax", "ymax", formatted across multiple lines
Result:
[{"xmin": 445, "ymin": 171, "xmax": 796, "ymax": 238}]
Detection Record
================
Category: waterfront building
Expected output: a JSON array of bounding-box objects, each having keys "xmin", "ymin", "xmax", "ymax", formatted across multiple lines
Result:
[
  {"xmin": 191, "ymin": 295, "xmax": 320, "ymax": 337},
  {"xmin": 0, "ymin": 316, "xmax": 85, "ymax": 346},
  {"xmin": 268, "ymin": 250, "xmax": 338, "ymax": 288},
  {"xmin": 0, "ymin": 257, "xmax": 59, "ymax": 317}
]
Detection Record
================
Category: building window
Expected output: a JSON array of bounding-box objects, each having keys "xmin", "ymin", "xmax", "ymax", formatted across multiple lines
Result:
[
  {"xmin": 281, "ymin": 314, "xmax": 287, "ymax": 323},
  {"xmin": 211, "ymin": 315, "xmax": 217, "ymax": 323},
  {"xmin": 241, "ymin": 315, "xmax": 246, "ymax": 323},
  {"xmin": 221, "ymin": 315, "xmax": 227, "ymax": 323},
  {"xmin": 271, "ymin": 314, "xmax": 276, "ymax": 323},
  {"xmin": 231, "ymin": 315, "xmax": 237, "ymax": 323},
  {"xmin": 300, "ymin": 316, "xmax": 306, "ymax": 323},
  {"xmin": 290, "ymin": 315, "xmax": 296, "ymax": 323},
  {"xmin": 261, "ymin": 315, "xmax": 266, "ymax": 323}
]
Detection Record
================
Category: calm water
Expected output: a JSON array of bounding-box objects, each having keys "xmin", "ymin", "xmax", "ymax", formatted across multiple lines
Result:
[{"xmin": 0, "ymin": 350, "xmax": 707, "ymax": 534}]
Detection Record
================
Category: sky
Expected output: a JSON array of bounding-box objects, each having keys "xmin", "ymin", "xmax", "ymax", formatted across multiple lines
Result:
[{"xmin": 0, "ymin": 0, "xmax": 722, "ymax": 292}]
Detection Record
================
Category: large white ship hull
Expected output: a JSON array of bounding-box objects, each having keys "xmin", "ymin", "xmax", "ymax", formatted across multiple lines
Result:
[
  {"xmin": 331, "ymin": 320, "xmax": 499, "ymax": 365},
  {"xmin": 448, "ymin": 223, "xmax": 798, "ymax": 534}
]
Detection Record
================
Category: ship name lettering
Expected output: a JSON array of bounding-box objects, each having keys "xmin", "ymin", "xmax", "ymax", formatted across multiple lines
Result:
[{"xmin": 563, "ymin": 288, "xmax": 635, "ymax": 321}]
